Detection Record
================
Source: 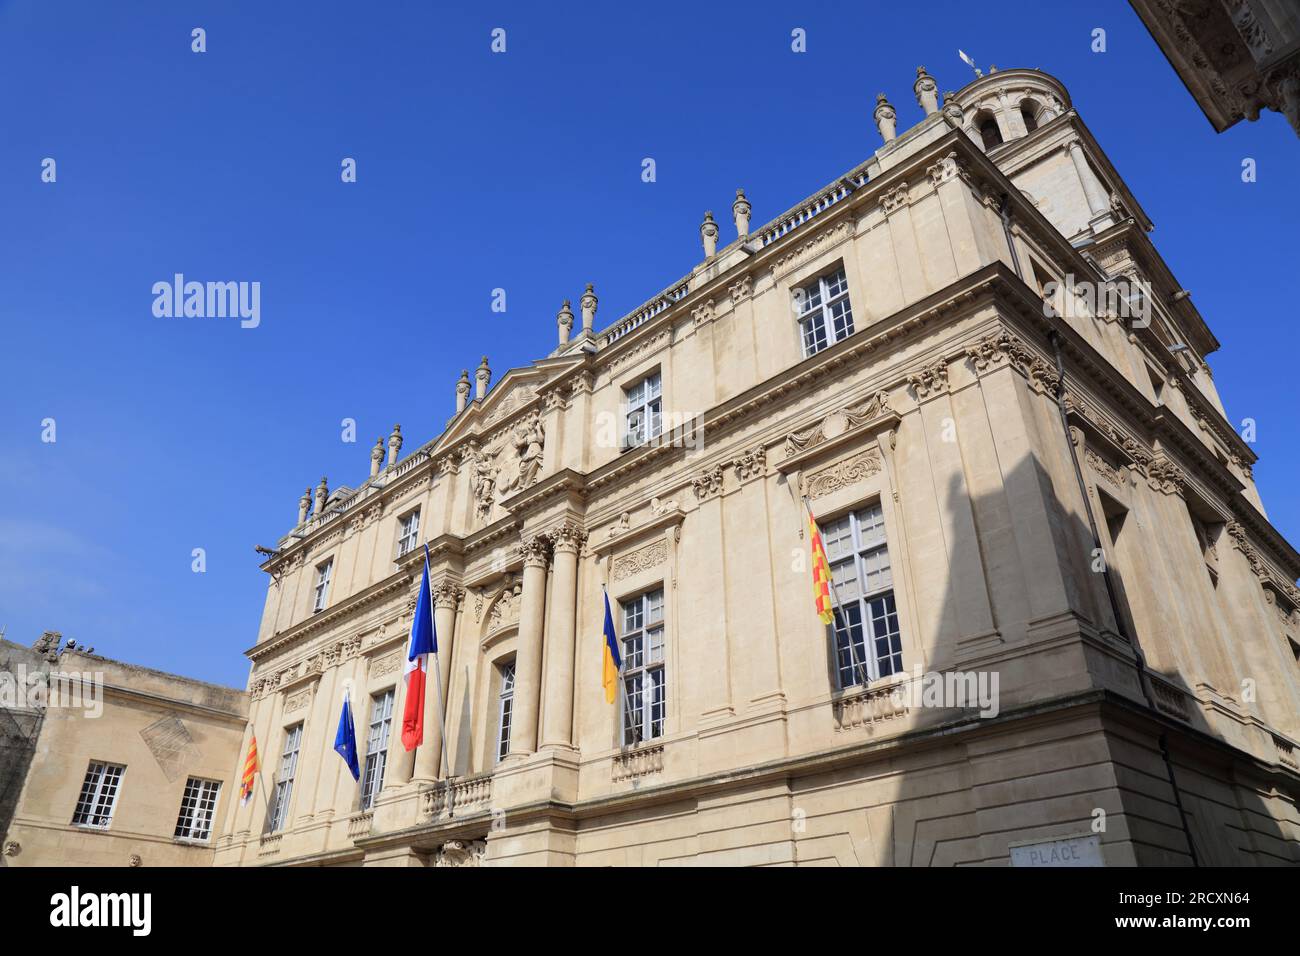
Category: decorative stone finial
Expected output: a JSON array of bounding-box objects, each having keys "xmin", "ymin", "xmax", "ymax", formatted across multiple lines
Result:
[
  {"xmin": 942, "ymin": 91, "xmax": 963, "ymax": 125},
  {"xmin": 732, "ymin": 188, "xmax": 751, "ymax": 237},
  {"xmin": 580, "ymin": 283, "xmax": 598, "ymax": 333},
  {"xmin": 298, "ymin": 488, "xmax": 312, "ymax": 525},
  {"xmin": 557, "ymin": 299, "xmax": 574, "ymax": 346},
  {"xmin": 914, "ymin": 66, "xmax": 939, "ymax": 115},
  {"xmin": 874, "ymin": 93, "xmax": 897, "ymax": 142},
  {"xmin": 315, "ymin": 476, "xmax": 329, "ymax": 515},
  {"xmin": 387, "ymin": 424, "xmax": 403, "ymax": 470},
  {"xmin": 370, "ymin": 437, "xmax": 385, "ymax": 478},
  {"xmin": 700, "ymin": 211, "xmax": 719, "ymax": 258},
  {"xmin": 456, "ymin": 369, "xmax": 471, "ymax": 413},
  {"xmin": 475, "ymin": 356, "xmax": 491, "ymax": 400}
]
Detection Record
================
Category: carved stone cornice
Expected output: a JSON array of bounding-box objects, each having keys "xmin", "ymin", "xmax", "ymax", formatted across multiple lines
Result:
[
  {"xmin": 772, "ymin": 220, "xmax": 852, "ymax": 276},
  {"xmin": 245, "ymin": 573, "xmax": 413, "ymax": 665}
]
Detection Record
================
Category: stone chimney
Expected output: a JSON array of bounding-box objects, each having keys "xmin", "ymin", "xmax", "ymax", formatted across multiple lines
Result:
[
  {"xmin": 370, "ymin": 438, "xmax": 385, "ymax": 478},
  {"xmin": 298, "ymin": 487, "xmax": 312, "ymax": 525},
  {"xmin": 580, "ymin": 284, "xmax": 598, "ymax": 333},
  {"xmin": 315, "ymin": 476, "xmax": 329, "ymax": 515},
  {"xmin": 732, "ymin": 189, "xmax": 751, "ymax": 237},
  {"xmin": 914, "ymin": 66, "xmax": 939, "ymax": 115},
  {"xmin": 455, "ymin": 369, "xmax": 471, "ymax": 413},
  {"xmin": 475, "ymin": 356, "xmax": 491, "ymax": 400},
  {"xmin": 700, "ymin": 211, "xmax": 719, "ymax": 258},
  {"xmin": 387, "ymin": 424, "xmax": 403, "ymax": 470},
  {"xmin": 874, "ymin": 93, "xmax": 897, "ymax": 142},
  {"xmin": 557, "ymin": 299, "xmax": 574, "ymax": 346}
]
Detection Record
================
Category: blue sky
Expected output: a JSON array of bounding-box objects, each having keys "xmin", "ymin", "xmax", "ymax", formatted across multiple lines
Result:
[{"xmin": 1, "ymin": 0, "xmax": 1296, "ymax": 687}]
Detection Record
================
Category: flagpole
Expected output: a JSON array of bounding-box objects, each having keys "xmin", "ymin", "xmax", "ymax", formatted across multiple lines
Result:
[
  {"xmin": 804, "ymin": 496, "xmax": 870, "ymax": 689},
  {"xmin": 427, "ymin": 566, "xmax": 454, "ymax": 816}
]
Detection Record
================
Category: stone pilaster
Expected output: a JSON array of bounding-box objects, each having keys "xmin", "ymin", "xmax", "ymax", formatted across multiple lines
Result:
[
  {"xmin": 508, "ymin": 533, "xmax": 551, "ymax": 758},
  {"xmin": 414, "ymin": 580, "xmax": 461, "ymax": 779}
]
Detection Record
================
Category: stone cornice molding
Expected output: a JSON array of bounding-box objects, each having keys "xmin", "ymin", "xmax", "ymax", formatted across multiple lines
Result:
[{"xmin": 245, "ymin": 573, "xmax": 412, "ymax": 664}]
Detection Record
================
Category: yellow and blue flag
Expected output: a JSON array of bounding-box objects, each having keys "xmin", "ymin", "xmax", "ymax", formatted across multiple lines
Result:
[{"xmin": 601, "ymin": 588, "xmax": 622, "ymax": 704}]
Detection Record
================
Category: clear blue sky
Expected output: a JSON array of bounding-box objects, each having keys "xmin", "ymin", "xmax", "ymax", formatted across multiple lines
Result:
[{"xmin": 2, "ymin": 0, "xmax": 1296, "ymax": 687}]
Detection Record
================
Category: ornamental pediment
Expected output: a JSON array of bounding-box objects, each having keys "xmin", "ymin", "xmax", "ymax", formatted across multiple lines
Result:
[{"xmin": 778, "ymin": 390, "xmax": 899, "ymax": 474}]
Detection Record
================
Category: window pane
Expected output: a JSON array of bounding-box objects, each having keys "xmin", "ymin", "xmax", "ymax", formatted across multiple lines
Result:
[
  {"xmin": 623, "ymin": 673, "xmax": 644, "ymax": 745},
  {"xmin": 832, "ymin": 603, "xmax": 869, "ymax": 688},
  {"xmin": 648, "ymin": 669, "xmax": 666, "ymax": 739}
]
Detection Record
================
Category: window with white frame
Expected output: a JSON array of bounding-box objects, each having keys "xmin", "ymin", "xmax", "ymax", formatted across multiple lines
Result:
[
  {"xmin": 620, "ymin": 588, "xmax": 666, "ymax": 746},
  {"xmin": 822, "ymin": 503, "xmax": 903, "ymax": 688},
  {"xmin": 71, "ymin": 761, "xmax": 125, "ymax": 829},
  {"xmin": 624, "ymin": 372, "xmax": 662, "ymax": 448},
  {"xmin": 797, "ymin": 266, "xmax": 854, "ymax": 358},
  {"xmin": 360, "ymin": 689, "xmax": 394, "ymax": 810},
  {"xmin": 267, "ymin": 724, "xmax": 302, "ymax": 833},
  {"xmin": 173, "ymin": 777, "xmax": 222, "ymax": 841},
  {"xmin": 397, "ymin": 510, "xmax": 420, "ymax": 558},
  {"xmin": 313, "ymin": 559, "xmax": 333, "ymax": 613},
  {"xmin": 495, "ymin": 662, "xmax": 516, "ymax": 763}
]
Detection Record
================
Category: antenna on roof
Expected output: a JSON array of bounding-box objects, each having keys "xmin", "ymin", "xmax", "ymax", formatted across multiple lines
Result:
[{"xmin": 958, "ymin": 50, "xmax": 983, "ymax": 79}]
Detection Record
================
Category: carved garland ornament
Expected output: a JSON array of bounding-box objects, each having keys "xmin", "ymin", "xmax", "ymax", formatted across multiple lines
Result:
[
  {"xmin": 804, "ymin": 451, "xmax": 883, "ymax": 500},
  {"xmin": 784, "ymin": 390, "xmax": 893, "ymax": 458},
  {"xmin": 611, "ymin": 540, "xmax": 669, "ymax": 582}
]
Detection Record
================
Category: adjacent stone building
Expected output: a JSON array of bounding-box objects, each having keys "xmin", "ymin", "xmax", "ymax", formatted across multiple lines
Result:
[
  {"xmin": 1, "ymin": 637, "xmax": 247, "ymax": 867},
  {"xmin": 1131, "ymin": 0, "xmax": 1300, "ymax": 138},
  {"xmin": 214, "ymin": 65, "xmax": 1300, "ymax": 866}
]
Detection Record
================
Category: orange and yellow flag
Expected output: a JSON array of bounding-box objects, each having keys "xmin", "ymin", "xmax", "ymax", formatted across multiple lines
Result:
[
  {"xmin": 239, "ymin": 733, "xmax": 260, "ymax": 806},
  {"xmin": 806, "ymin": 502, "xmax": 835, "ymax": 625}
]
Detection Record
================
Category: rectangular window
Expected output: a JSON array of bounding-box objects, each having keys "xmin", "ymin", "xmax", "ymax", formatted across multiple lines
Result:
[
  {"xmin": 822, "ymin": 503, "xmax": 903, "ymax": 688},
  {"xmin": 268, "ymin": 724, "xmax": 302, "ymax": 833},
  {"xmin": 798, "ymin": 267, "xmax": 855, "ymax": 358},
  {"xmin": 174, "ymin": 777, "xmax": 222, "ymax": 842},
  {"xmin": 71, "ymin": 761, "xmax": 125, "ymax": 829},
  {"xmin": 313, "ymin": 559, "xmax": 333, "ymax": 613},
  {"xmin": 359, "ymin": 690, "xmax": 394, "ymax": 810},
  {"xmin": 624, "ymin": 372, "xmax": 663, "ymax": 448},
  {"xmin": 496, "ymin": 662, "xmax": 516, "ymax": 763},
  {"xmin": 397, "ymin": 510, "xmax": 420, "ymax": 558},
  {"xmin": 621, "ymin": 588, "xmax": 666, "ymax": 746}
]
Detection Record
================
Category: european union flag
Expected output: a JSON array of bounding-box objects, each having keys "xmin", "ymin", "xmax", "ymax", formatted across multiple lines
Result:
[{"xmin": 334, "ymin": 689, "xmax": 361, "ymax": 781}]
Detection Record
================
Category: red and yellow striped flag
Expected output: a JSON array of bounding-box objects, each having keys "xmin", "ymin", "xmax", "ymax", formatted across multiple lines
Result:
[
  {"xmin": 239, "ymin": 734, "xmax": 259, "ymax": 806},
  {"xmin": 806, "ymin": 502, "xmax": 834, "ymax": 625}
]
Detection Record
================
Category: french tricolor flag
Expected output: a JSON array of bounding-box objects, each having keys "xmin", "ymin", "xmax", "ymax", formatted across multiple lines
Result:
[{"xmin": 402, "ymin": 544, "xmax": 437, "ymax": 751}]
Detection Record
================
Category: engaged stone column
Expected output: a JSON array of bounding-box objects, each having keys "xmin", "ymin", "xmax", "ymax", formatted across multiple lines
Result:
[
  {"xmin": 1069, "ymin": 139, "xmax": 1109, "ymax": 216},
  {"xmin": 508, "ymin": 533, "xmax": 551, "ymax": 758},
  {"xmin": 541, "ymin": 524, "xmax": 585, "ymax": 751},
  {"xmin": 414, "ymin": 582, "xmax": 460, "ymax": 779}
]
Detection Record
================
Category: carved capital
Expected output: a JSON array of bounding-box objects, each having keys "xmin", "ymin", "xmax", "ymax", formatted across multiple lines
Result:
[
  {"xmin": 732, "ymin": 445, "xmax": 767, "ymax": 483},
  {"xmin": 691, "ymin": 465, "xmax": 725, "ymax": 500},
  {"xmin": 907, "ymin": 359, "xmax": 949, "ymax": 399},
  {"xmin": 519, "ymin": 533, "xmax": 552, "ymax": 568}
]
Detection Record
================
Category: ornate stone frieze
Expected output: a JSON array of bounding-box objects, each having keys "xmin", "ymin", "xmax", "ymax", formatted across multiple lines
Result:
[
  {"xmin": 907, "ymin": 359, "xmax": 949, "ymax": 399},
  {"xmin": 611, "ymin": 540, "xmax": 668, "ymax": 582},
  {"xmin": 284, "ymin": 687, "xmax": 314, "ymax": 713},
  {"xmin": 773, "ymin": 220, "xmax": 852, "ymax": 274},
  {"xmin": 369, "ymin": 651, "xmax": 402, "ymax": 678},
  {"xmin": 784, "ymin": 391, "xmax": 893, "ymax": 459},
  {"xmin": 728, "ymin": 275, "xmax": 753, "ymax": 306},
  {"xmin": 732, "ymin": 445, "xmax": 767, "ymax": 483},
  {"xmin": 882, "ymin": 182, "xmax": 911, "ymax": 213},
  {"xmin": 804, "ymin": 451, "xmax": 883, "ymax": 500},
  {"xmin": 691, "ymin": 465, "xmax": 725, "ymax": 500},
  {"xmin": 1085, "ymin": 448, "xmax": 1126, "ymax": 489},
  {"xmin": 692, "ymin": 298, "xmax": 716, "ymax": 328},
  {"xmin": 1145, "ymin": 455, "xmax": 1187, "ymax": 496}
]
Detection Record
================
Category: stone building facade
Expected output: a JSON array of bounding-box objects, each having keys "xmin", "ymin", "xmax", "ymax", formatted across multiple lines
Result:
[
  {"xmin": 1, "ymin": 638, "xmax": 247, "ymax": 867},
  {"xmin": 215, "ymin": 66, "xmax": 1300, "ymax": 867},
  {"xmin": 1131, "ymin": 0, "xmax": 1300, "ymax": 138}
]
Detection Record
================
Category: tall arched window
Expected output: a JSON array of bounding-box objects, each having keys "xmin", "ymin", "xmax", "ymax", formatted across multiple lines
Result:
[
  {"xmin": 976, "ymin": 113, "xmax": 1003, "ymax": 150},
  {"xmin": 1021, "ymin": 100, "xmax": 1041, "ymax": 133}
]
